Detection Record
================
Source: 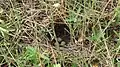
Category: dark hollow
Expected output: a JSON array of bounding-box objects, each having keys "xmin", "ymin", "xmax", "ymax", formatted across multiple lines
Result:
[{"xmin": 54, "ymin": 23, "xmax": 70, "ymax": 44}]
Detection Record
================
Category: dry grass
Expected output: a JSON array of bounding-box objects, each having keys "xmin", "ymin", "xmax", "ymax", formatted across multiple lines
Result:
[{"xmin": 0, "ymin": 0, "xmax": 120, "ymax": 67}]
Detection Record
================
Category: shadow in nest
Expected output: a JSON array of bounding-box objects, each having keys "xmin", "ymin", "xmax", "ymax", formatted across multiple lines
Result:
[{"xmin": 47, "ymin": 23, "xmax": 70, "ymax": 46}]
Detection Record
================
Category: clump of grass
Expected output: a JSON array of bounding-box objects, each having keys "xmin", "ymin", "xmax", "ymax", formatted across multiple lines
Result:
[
  {"xmin": 0, "ymin": 0, "xmax": 120, "ymax": 67},
  {"xmin": 23, "ymin": 46, "xmax": 39, "ymax": 65}
]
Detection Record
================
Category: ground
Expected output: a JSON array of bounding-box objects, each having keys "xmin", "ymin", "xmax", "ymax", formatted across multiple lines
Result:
[{"xmin": 0, "ymin": 0, "xmax": 120, "ymax": 67}]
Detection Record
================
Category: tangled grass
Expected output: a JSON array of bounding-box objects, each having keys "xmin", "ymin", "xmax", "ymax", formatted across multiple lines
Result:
[{"xmin": 0, "ymin": 0, "xmax": 120, "ymax": 67}]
